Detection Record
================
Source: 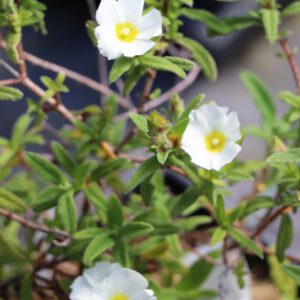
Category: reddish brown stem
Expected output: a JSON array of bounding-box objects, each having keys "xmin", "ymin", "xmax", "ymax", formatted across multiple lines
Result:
[
  {"xmin": 250, "ymin": 205, "xmax": 289, "ymax": 239},
  {"xmin": 279, "ymin": 38, "xmax": 300, "ymax": 93},
  {"xmin": 0, "ymin": 208, "xmax": 70, "ymax": 241}
]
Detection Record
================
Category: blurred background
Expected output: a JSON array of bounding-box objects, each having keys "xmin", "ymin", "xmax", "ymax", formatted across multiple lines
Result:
[{"xmin": 0, "ymin": 1, "xmax": 300, "ymax": 298}]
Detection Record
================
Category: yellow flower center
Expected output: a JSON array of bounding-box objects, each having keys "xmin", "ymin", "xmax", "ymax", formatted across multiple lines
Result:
[
  {"xmin": 115, "ymin": 22, "xmax": 139, "ymax": 43},
  {"xmin": 110, "ymin": 294, "xmax": 129, "ymax": 300},
  {"xmin": 205, "ymin": 131, "xmax": 226, "ymax": 153}
]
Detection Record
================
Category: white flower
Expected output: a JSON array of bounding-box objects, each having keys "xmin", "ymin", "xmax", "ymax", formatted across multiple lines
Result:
[
  {"xmin": 95, "ymin": 0, "xmax": 162, "ymax": 60},
  {"xmin": 181, "ymin": 102, "xmax": 242, "ymax": 171},
  {"xmin": 70, "ymin": 261, "xmax": 157, "ymax": 300}
]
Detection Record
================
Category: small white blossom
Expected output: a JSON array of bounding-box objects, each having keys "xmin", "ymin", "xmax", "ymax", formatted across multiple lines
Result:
[
  {"xmin": 181, "ymin": 102, "xmax": 242, "ymax": 171},
  {"xmin": 70, "ymin": 261, "xmax": 157, "ymax": 300},
  {"xmin": 95, "ymin": 0, "xmax": 162, "ymax": 60}
]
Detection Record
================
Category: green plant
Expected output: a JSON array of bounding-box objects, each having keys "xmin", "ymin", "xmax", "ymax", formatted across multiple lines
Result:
[{"xmin": 0, "ymin": 0, "xmax": 300, "ymax": 299}]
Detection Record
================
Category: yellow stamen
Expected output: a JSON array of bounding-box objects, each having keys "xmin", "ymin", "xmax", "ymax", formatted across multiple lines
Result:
[
  {"xmin": 110, "ymin": 294, "xmax": 129, "ymax": 300},
  {"xmin": 205, "ymin": 131, "xmax": 226, "ymax": 153},
  {"xmin": 115, "ymin": 22, "xmax": 139, "ymax": 43}
]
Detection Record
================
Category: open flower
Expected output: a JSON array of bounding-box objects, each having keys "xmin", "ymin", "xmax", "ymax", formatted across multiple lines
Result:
[
  {"xmin": 181, "ymin": 102, "xmax": 242, "ymax": 171},
  {"xmin": 95, "ymin": 0, "xmax": 162, "ymax": 60},
  {"xmin": 70, "ymin": 261, "xmax": 157, "ymax": 300}
]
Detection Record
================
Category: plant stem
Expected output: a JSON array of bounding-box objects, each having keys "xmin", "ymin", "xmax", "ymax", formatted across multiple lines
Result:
[
  {"xmin": 0, "ymin": 208, "xmax": 70, "ymax": 241},
  {"xmin": 114, "ymin": 65, "xmax": 200, "ymax": 121},
  {"xmin": 250, "ymin": 205, "xmax": 290, "ymax": 239},
  {"xmin": 279, "ymin": 38, "xmax": 300, "ymax": 94},
  {"xmin": 23, "ymin": 50, "xmax": 132, "ymax": 110}
]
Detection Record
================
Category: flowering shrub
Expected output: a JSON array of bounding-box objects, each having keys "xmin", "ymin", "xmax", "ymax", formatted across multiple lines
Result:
[{"xmin": 0, "ymin": 0, "xmax": 300, "ymax": 299}]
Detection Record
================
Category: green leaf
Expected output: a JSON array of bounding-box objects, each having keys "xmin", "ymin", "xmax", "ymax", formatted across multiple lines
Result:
[
  {"xmin": 113, "ymin": 239, "xmax": 130, "ymax": 267},
  {"xmin": 128, "ymin": 112, "xmax": 149, "ymax": 133},
  {"xmin": 279, "ymin": 91, "xmax": 300, "ymax": 109},
  {"xmin": 175, "ymin": 216, "xmax": 212, "ymax": 231},
  {"xmin": 109, "ymin": 57, "xmax": 134, "ymax": 83},
  {"xmin": 168, "ymin": 118, "xmax": 189, "ymax": 146},
  {"xmin": 91, "ymin": 158, "xmax": 129, "ymax": 181},
  {"xmin": 267, "ymin": 148, "xmax": 300, "ymax": 163},
  {"xmin": 261, "ymin": 9, "xmax": 280, "ymax": 44},
  {"xmin": 20, "ymin": 274, "xmax": 33, "ymax": 300},
  {"xmin": 83, "ymin": 233, "xmax": 115, "ymax": 266},
  {"xmin": 84, "ymin": 183, "xmax": 107, "ymax": 215},
  {"xmin": 164, "ymin": 56, "xmax": 195, "ymax": 71},
  {"xmin": 156, "ymin": 149, "xmax": 172, "ymax": 165},
  {"xmin": 85, "ymin": 20, "xmax": 97, "ymax": 47},
  {"xmin": 228, "ymin": 228, "xmax": 263, "ymax": 258},
  {"xmin": 25, "ymin": 152, "xmax": 66, "ymax": 184},
  {"xmin": 51, "ymin": 141, "xmax": 76, "ymax": 175},
  {"xmin": 211, "ymin": 227, "xmax": 227, "ymax": 246},
  {"xmin": 58, "ymin": 192, "xmax": 77, "ymax": 234},
  {"xmin": 276, "ymin": 214, "xmax": 293, "ymax": 262},
  {"xmin": 283, "ymin": 264, "xmax": 300, "ymax": 285},
  {"xmin": 178, "ymin": 37, "xmax": 217, "ymax": 81},
  {"xmin": 0, "ymin": 187, "xmax": 27, "ymax": 212},
  {"xmin": 40, "ymin": 76, "xmax": 55, "ymax": 90},
  {"xmin": 222, "ymin": 16, "xmax": 259, "ymax": 32},
  {"xmin": 33, "ymin": 186, "xmax": 65, "ymax": 212},
  {"xmin": 177, "ymin": 258, "xmax": 214, "ymax": 291},
  {"xmin": 227, "ymin": 202, "xmax": 247, "ymax": 224},
  {"xmin": 240, "ymin": 71, "xmax": 276, "ymax": 125},
  {"xmin": 139, "ymin": 55, "xmax": 186, "ymax": 78},
  {"xmin": 153, "ymin": 224, "xmax": 180, "ymax": 235},
  {"xmin": 281, "ymin": 1, "xmax": 300, "ymax": 18},
  {"xmin": 0, "ymin": 86, "xmax": 23, "ymax": 101},
  {"xmin": 107, "ymin": 195, "xmax": 123, "ymax": 229},
  {"xmin": 11, "ymin": 114, "xmax": 32, "ymax": 150},
  {"xmin": 181, "ymin": 8, "xmax": 230, "ymax": 35},
  {"xmin": 119, "ymin": 221, "xmax": 153, "ymax": 239},
  {"xmin": 215, "ymin": 195, "xmax": 226, "ymax": 226},
  {"xmin": 124, "ymin": 65, "xmax": 145, "ymax": 96},
  {"xmin": 127, "ymin": 156, "xmax": 161, "ymax": 191},
  {"xmin": 73, "ymin": 228, "xmax": 104, "ymax": 240},
  {"xmin": 171, "ymin": 187, "xmax": 200, "ymax": 214},
  {"xmin": 179, "ymin": 94, "xmax": 204, "ymax": 121}
]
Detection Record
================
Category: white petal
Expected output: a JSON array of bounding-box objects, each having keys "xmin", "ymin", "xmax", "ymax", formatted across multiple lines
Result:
[
  {"xmin": 132, "ymin": 290, "xmax": 157, "ymax": 300},
  {"xmin": 211, "ymin": 143, "xmax": 241, "ymax": 171},
  {"xmin": 200, "ymin": 102, "xmax": 228, "ymax": 131},
  {"xmin": 83, "ymin": 261, "xmax": 120, "ymax": 288},
  {"xmin": 181, "ymin": 125, "xmax": 204, "ymax": 151},
  {"xmin": 95, "ymin": 0, "xmax": 124, "ymax": 25},
  {"xmin": 181, "ymin": 110, "xmax": 210, "ymax": 153},
  {"xmin": 189, "ymin": 109, "xmax": 211, "ymax": 135},
  {"xmin": 184, "ymin": 146, "xmax": 214, "ymax": 170},
  {"xmin": 137, "ymin": 9, "xmax": 162, "ymax": 39},
  {"xmin": 117, "ymin": 0, "xmax": 144, "ymax": 23},
  {"xmin": 109, "ymin": 268, "xmax": 149, "ymax": 296},
  {"xmin": 121, "ymin": 40, "xmax": 155, "ymax": 57},
  {"xmin": 224, "ymin": 111, "xmax": 241, "ymax": 142},
  {"xmin": 70, "ymin": 276, "xmax": 93, "ymax": 300},
  {"xmin": 95, "ymin": 26, "xmax": 122, "ymax": 60}
]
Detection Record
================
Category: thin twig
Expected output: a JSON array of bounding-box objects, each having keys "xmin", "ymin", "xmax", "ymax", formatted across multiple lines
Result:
[
  {"xmin": 114, "ymin": 66, "xmax": 200, "ymax": 121},
  {"xmin": 0, "ymin": 78, "xmax": 22, "ymax": 86},
  {"xmin": 138, "ymin": 69, "xmax": 157, "ymax": 113},
  {"xmin": 17, "ymin": 43, "xmax": 27, "ymax": 79},
  {"xmin": 23, "ymin": 51, "xmax": 133, "ymax": 110},
  {"xmin": 0, "ymin": 57, "xmax": 76, "ymax": 122},
  {"xmin": 279, "ymin": 38, "xmax": 300, "ymax": 93},
  {"xmin": 0, "ymin": 208, "xmax": 70, "ymax": 241},
  {"xmin": 250, "ymin": 205, "xmax": 289, "ymax": 239},
  {"xmin": 0, "ymin": 58, "xmax": 20, "ymax": 77},
  {"xmin": 23, "ymin": 77, "xmax": 76, "ymax": 122}
]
